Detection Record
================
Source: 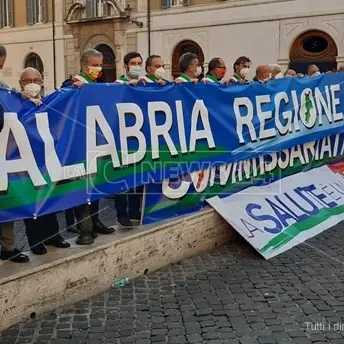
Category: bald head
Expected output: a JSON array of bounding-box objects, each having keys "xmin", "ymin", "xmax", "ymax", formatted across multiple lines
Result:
[
  {"xmin": 19, "ymin": 67, "xmax": 42, "ymax": 91},
  {"xmin": 255, "ymin": 64, "xmax": 271, "ymax": 82}
]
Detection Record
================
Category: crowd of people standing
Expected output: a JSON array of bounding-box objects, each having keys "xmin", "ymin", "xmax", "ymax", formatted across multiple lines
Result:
[{"xmin": 0, "ymin": 43, "xmax": 343, "ymax": 264}]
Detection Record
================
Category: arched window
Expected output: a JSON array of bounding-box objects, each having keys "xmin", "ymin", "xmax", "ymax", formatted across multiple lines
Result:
[
  {"xmin": 289, "ymin": 30, "xmax": 338, "ymax": 74},
  {"xmin": 171, "ymin": 40, "xmax": 205, "ymax": 79},
  {"xmin": 95, "ymin": 44, "xmax": 116, "ymax": 82},
  {"xmin": 25, "ymin": 53, "xmax": 44, "ymax": 76}
]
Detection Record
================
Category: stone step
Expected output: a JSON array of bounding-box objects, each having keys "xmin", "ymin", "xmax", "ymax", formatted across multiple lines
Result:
[{"xmin": 0, "ymin": 207, "xmax": 235, "ymax": 331}]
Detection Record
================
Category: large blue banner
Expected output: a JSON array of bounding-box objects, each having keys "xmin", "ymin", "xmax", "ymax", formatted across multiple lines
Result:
[{"xmin": 1, "ymin": 74, "xmax": 344, "ymax": 222}]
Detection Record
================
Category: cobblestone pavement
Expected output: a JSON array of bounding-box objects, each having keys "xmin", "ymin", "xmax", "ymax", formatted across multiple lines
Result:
[{"xmin": 2, "ymin": 221, "xmax": 344, "ymax": 344}]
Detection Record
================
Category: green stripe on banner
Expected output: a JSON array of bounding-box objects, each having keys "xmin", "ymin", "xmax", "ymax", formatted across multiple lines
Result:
[
  {"xmin": 260, "ymin": 204, "xmax": 344, "ymax": 254},
  {"xmin": 2, "ymin": 145, "xmax": 224, "ymax": 211},
  {"xmin": 144, "ymin": 155, "xmax": 340, "ymax": 216}
]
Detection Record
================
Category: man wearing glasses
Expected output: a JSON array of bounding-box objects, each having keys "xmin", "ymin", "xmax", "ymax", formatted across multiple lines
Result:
[
  {"xmin": 202, "ymin": 57, "xmax": 227, "ymax": 83},
  {"xmin": 20, "ymin": 67, "xmax": 44, "ymax": 105},
  {"xmin": 175, "ymin": 52, "xmax": 201, "ymax": 84},
  {"xmin": 19, "ymin": 67, "xmax": 71, "ymax": 255}
]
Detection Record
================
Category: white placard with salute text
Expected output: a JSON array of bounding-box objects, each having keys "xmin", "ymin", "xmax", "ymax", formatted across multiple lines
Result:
[{"xmin": 207, "ymin": 164, "xmax": 344, "ymax": 259}]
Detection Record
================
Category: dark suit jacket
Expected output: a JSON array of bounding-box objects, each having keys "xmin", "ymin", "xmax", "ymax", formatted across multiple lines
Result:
[{"xmin": 61, "ymin": 77, "xmax": 103, "ymax": 88}]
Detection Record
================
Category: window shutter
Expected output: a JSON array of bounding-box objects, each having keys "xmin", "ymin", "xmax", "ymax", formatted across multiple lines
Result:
[
  {"xmin": 183, "ymin": 0, "xmax": 190, "ymax": 5},
  {"xmin": 102, "ymin": 1, "xmax": 109, "ymax": 17},
  {"xmin": 0, "ymin": 1, "xmax": 4, "ymax": 28},
  {"xmin": 26, "ymin": 0, "xmax": 34, "ymax": 25},
  {"xmin": 160, "ymin": 0, "xmax": 171, "ymax": 9},
  {"xmin": 8, "ymin": 0, "xmax": 14, "ymax": 26},
  {"xmin": 86, "ymin": 0, "xmax": 93, "ymax": 18},
  {"xmin": 41, "ymin": 0, "xmax": 48, "ymax": 23}
]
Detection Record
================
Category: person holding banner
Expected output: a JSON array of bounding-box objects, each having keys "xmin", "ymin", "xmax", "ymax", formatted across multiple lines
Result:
[
  {"xmin": 284, "ymin": 69, "xmax": 297, "ymax": 77},
  {"xmin": 112, "ymin": 52, "xmax": 148, "ymax": 228},
  {"xmin": 62, "ymin": 48, "xmax": 115, "ymax": 244},
  {"xmin": 0, "ymin": 44, "xmax": 30, "ymax": 263},
  {"xmin": 228, "ymin": 56, "xmax": 251, "ymax": 83},
  {"xmin": 19, "ymin": 67, "xmax": 43, "ymax": 105},
  {"xmin": 140, "ymin": 55, "xmax": 168, "ymax": 85},
  {"xmin": 16, "ymin": 67, "xmax": 71, "ymax": 255},
  {"xmin": 202, "ymin": 57, "xmax": 227, "ymax": 83},
  {"xmin": 307, "ymin": 64, "xmax": 321, "ymax": 77},
  {"xmin": 62, "ymin": 48, "xmax": 103, "ymax": 88},
  {"xmin": 174, "ymin": 53, "xmax": 201, "ymax": 84},
  {"xmin": 115, "ymin": 52, "xmax": 143, "ymax": 86},
  {"xmin": 254, "ymin": 64, "xmax": 272, "ymax": 83},
  {"xmin": 270, "ymin": 64, "xmax": 283, "ymax": 79}
]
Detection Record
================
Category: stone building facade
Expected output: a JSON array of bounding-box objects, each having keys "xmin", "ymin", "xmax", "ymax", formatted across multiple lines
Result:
[
  {"xmin": 136, "ymin": 0, "xmax": 344, "ymax": 80},
  {"xmin": 0, "ymin": 0, "xmax": 138, "ymax": 93},
  {"xmin": 0, "ymin": 0, "xmax": 343, "ymax": 91},
  {"xmin": 0, "ymin": 0, "xmax": 64, "ymax": 93},
  {"xmin": 64, "ymin": 0, "xmax": 137, "ymax": 82}
]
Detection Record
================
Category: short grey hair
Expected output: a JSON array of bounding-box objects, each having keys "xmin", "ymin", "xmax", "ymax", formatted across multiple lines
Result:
[
  {"xmin": 308, "ymin": 64, "xmax": 319, "ymax": 72},
  {"xmin": 80, "ymin": 48, "xmax": 102, "ymax": 65},
  {"xmin": 20, "ymin": 67, "xmax": 42, "ymax": 80},
  {"xmin": 269, "ymin": 64, "xmax": 281, "ymax": 72},
  {"xmin": 179, "ymin": 52, "xmax": 198, "ymax": 73},
  {"xmin": 0, "ymin": 44, "xmax": 7, "ymax": 57}
]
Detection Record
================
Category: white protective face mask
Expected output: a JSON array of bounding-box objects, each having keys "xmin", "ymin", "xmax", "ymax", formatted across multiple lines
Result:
[
  {"xmin": 274, "ymin": 72, "xmax": 284, "ymax": 79},
  {"xmin": 313, "ymin": 71, "xmax": 321, "ymax": 77},
  {"xmin": 128, "ymin": 66, "xmax": 142, "ymax": 79},
  {"xmin": 24, "ymin": 83, "xmax": 41, "ymax": 97},
  {"xmin": 194, "ymin": 66, "xmax": 202, "ymax": 78},
  {"xmin": 154, "ymin": 67, "xmax": 165, "ymax": 80},
  {"xmin": 240, "ymin": 67, "xmax": 249, "ymax": 79}
]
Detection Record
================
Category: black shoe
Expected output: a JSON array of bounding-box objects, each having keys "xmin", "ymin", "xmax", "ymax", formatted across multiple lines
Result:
[
  {"xmin": 31, "ymin": 243, "xmax": 47, "ymax": 255},
  {"xmin": 91, "ymin": 231, "xmax": 98, "ymax": 239},
  {"xmin": 0, "ymin": 248, "xmax": 30, "ymax": 263},
  {"xmin": 93, "ymin": 220, "xmax": 115, "ymax": 234},
  {"xmin": 118, "ymin": 217, "xmax": 134, "ymax": 229},
  {"xmin": 76, "ymin": 234, "xmax": 94, "ymax": 245},
  {"xmin": 45, "ymin": 237, "xmax": 71, "ymax": 248}
]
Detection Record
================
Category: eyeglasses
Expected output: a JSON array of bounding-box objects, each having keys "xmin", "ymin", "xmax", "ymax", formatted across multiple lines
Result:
[{"xmin": 20, "ymin": 78, "xmax": 42, "ymax": 84}]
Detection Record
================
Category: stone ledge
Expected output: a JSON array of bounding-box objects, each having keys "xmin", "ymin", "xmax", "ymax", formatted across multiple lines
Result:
[{"xmin": 0, "ymin": 207, "xmax": 235, "ymax": 331}]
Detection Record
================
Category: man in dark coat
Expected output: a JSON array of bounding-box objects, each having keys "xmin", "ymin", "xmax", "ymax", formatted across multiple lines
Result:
[{"xmin": 61, "ymin": 48, "xmax": 115, "ymax": 245}]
